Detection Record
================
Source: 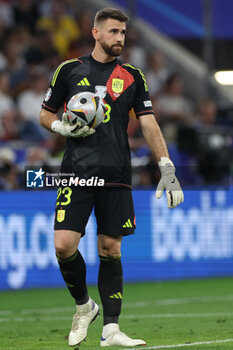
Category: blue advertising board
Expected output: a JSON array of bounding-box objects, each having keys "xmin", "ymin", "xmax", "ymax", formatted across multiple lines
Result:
[
  {"xmin": 111, "ymin": 0, "xmax": 233, "ymax": 38},
  {"xmin": 0, "ymin": 189, "xmax": 233, "ymax": 290}
]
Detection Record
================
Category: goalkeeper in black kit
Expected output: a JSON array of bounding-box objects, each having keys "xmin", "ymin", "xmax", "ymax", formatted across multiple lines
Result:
[{"xmin": 40, "ymin": 7, "xmax": 184, "ymax": 348}]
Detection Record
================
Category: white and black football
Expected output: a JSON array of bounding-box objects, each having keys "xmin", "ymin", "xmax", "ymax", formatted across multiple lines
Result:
[{"xmin": 67, "ymin": 90, "xmax": 106, "ymax": 129}]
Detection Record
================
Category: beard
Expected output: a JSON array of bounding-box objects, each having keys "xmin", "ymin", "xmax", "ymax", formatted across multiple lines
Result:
[{"xmin": 100, "ymin": 40, "xmax": 123, "ymax": 57}]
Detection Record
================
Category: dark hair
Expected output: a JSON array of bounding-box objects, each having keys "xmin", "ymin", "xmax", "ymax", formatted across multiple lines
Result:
[{"xmin": 94, "ymin": 7, "xmax": 129, "ymax": 26}]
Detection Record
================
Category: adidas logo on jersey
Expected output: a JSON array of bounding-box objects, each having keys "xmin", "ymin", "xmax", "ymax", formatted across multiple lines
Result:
[
  {"xmin": 77, "ymin": 77, "xmax": 90, "ymax": 86},
  {"xmin": 122, "ymin": 219, "xmax": 133, "ymax": 228}
]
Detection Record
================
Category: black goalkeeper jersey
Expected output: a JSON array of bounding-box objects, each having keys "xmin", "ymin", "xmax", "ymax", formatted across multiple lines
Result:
[{"xmin": 42, "ymin": 54, "xmax": 154, "ymax": 187}]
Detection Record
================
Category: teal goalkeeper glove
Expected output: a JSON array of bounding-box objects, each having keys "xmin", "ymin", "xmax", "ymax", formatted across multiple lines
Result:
[
  {"xmin": 51, "ymin": 112, "xmax": 95, "ymax": 138},
  {"xmin": 156, "ymin": 157, "xmax": 184, "ymax": 208}
]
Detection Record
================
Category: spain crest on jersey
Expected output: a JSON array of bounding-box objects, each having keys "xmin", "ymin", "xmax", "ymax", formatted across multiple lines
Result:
[
  {"xmin": 112, "ymin": 79, "xmax": 124, "ymax": 93},
  {"xmin": 57, "ymin": 209, "xmax": 65, "ymax": 223}
]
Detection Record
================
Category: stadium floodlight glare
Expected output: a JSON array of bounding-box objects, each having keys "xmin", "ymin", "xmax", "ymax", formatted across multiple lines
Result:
[{"xmin": 214, "ymin": 71, "xmax": 233, "ymax": 85}]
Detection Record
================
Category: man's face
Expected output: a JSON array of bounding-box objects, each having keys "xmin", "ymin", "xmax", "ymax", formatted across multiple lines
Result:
[{"xmin": 96, "ymin": 18, "xmax": 126, "ymax": 57}]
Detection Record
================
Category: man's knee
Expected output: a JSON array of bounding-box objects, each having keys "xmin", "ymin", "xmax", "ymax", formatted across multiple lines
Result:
[
  {"xmin": 55, "ymin": 241, "xmax": 75, "ymax": 259},
  {"xmin": 98, "ymin": 234, "xmax": 122, "ymax": 257},
  {"xmin": 54, "ymin": 230, "xmax": 81, "ymax": 259}
]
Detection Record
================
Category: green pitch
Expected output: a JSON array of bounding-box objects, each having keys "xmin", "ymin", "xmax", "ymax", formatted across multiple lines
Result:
[{"xmin": 1, "ymin": 278, "xmax": 233, "ymax": 350}]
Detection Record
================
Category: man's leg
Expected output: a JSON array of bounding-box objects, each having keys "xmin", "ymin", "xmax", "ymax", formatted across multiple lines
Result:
[
  {"xmin": 97, "ymin": 234, "xmax": 123, "ymax": 325},
  {"xmin": 97, "ymin": 234, "xmax": 146, "ymax": 347},
  {"xmin": 55, "ymin": 229, "xmax": 99, "ymax": 346},
  {"xmin": 55, "ymin": 229, "xmax": 88, "ymax": 304}
]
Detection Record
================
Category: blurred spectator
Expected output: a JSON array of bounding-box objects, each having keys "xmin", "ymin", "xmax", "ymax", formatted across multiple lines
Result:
[
  {"xmin": 2, "ymin": 31, "xmax": 29, "ymax": 93},
  {"xmin": 38, "ymin": 0, "xmax": 52, "ymax": 17},
  {"xmin": 0, "ymin": 70, "xmax": 18, "ymax": 140},
  {"xmin": 17, "ymin": 73, "xmax": 48, "ymax": 122},
  {"xmin": 17, "ymin": 73, "xmax": 50, "ymax": 142},
  {"xmin": 26, "ymin": 146, "xmax": 51, "ymax": 166},
  {"xmin": 0, "ymin": 18, "xmax": 7, "ymax": 69},
  {"xmin": 196, "ymin": 98, "xmax": 217, "ymax": 126},
  {"xmin": 177, "ymin": 98, "xmax": 233, "ymax": 185},
  {"xmin": 66, "ymin": 36, "xmax": 94, "ymax": 60},
  {"xmin": 0, "ymin": 147, "xmax": 19, "ymax": 190},
  {"xmin": 14, "ymin": 25, "xmax": 33, "ymax": 53},
  {"xmin": 14, "ymin": 144, "xmax": 60, "ymax": 188},
  {"xmin": 0, "ymin": 51, "xmax": 7, "ymax": 70},
  {"xmin": 0, "ymin": 0, "xmax": 14, "ymax": 28},
  {"xmin": 41, "ymin": 48, "xmax": 61, "ymax": 81},
  {"xmin": 156, "ymin": 73, "xmax": 194, "ymax": 124},
  {"xmin": 0, "ymin": 69, "xmax": 45, "ymax": 142},
  {"xmin": 13, "ymin": 0, "xmax": 40, "ymax": 33},
  {"xmin": 178, "ymin": 99, "xmax": 219, "ymax": 155},
  {"xmin": 145, "ymin": 49, "xmax": 169, "ymax": 96},
  {"xmin": 36, "ymin": 0, "xmax": 80, "ymax": 58},
  {"xmin": 12, "ymin": 25, "xmax": 42, "ymax": 76},
  {"xmin": 76, "ymin": 8, "xmax": 93, "ymax": 40},
  {"xmin": 25, "ymin": 29, "xmax": 58, "ymax": 75},
  {"xmin": 26, "ymin": 145, "xmax": 60, "ymax": 170}
]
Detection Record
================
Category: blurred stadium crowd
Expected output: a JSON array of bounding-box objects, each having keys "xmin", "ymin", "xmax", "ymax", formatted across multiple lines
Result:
[{"xmin": 0, "ymin": 0, "xmax": 232, "ymax": 190}]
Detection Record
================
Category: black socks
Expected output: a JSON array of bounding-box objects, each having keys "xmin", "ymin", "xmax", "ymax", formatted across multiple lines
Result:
[
  {"xmin": 57, "ymin": 250, "xmax": 89, "ymax": 305},
  {"xmin": 98, "ymin": 255, "xmax": 123, "ymax": 325},
  {"xmin": 58, "ymin": 251, "xmax": 123, "ymax": 325}
]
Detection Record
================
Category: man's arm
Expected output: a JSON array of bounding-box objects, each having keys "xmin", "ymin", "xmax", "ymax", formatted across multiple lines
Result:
[
  {"xmin": 139, "ymin": 114, "xmax": 169, "ymax": 161},
  {"xmin": 39, "ymin": 108, "xmax": 95, "ymax": 137},
  {"xmin": 40, "ymin": 108, "xmax": 59, "ymax": 131},
  {"xmin": 139, "ymin": 114, "xmax": 184, "ymax": 208}
]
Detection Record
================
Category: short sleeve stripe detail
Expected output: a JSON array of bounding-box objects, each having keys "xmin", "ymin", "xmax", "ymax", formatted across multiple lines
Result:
[
  {"xmin": 51, "ymin": 58, "xmax": 80, "ymax": 87},
  {"xmin": 135, "ymin": 110, "xmax": 154, "ymax": 117},
  {"xmin": 123, "ymin": 63, "xmax": 149, "ymax": 92},
  {"xmin": 42, "ymin": 103, "xmax": 58, "ymax": 112}
]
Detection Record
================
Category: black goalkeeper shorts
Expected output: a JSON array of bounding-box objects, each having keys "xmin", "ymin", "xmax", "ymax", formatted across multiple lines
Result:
[{"xmin": 54, "ymin": 186, "xmax": 136, "ymax": 237}]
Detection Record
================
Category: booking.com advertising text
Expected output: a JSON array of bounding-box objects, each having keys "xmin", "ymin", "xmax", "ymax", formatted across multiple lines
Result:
[{"xmin": 1, "ymin": 183, "xmax": 233, "ymax": 290}]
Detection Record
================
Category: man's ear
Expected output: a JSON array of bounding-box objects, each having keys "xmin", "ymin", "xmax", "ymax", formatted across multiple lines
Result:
[{"xmin": 92, "ymin": 27, "xmax": 99, "ymax": 40}]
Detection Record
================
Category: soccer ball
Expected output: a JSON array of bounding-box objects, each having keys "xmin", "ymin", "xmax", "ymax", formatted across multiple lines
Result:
[{"xmin": 67, "ymin": 89, "xmax": 106, "ymax": 129}]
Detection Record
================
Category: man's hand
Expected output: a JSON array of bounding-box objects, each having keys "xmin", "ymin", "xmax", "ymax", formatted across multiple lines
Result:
[
  {"xmin": 156, "ymin": 157, "xmax": 184, "ymax": 208},
  {"xmin": 51, "ymin": 113, "xmax": 95, "ymax": 138}
]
